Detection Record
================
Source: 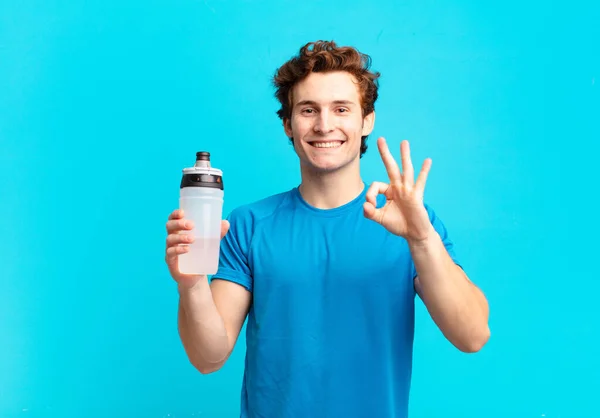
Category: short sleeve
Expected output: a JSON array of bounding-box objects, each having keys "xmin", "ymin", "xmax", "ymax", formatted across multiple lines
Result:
[
  {"xmin": 411, "ymin": 204, "xmax": 463, "ymax": 280},
  {"xmin": 212, "ymin": 207, "xmax": 254, "ymax": 292}
]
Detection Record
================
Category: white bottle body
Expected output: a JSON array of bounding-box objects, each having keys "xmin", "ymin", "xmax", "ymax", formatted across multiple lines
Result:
[{"xmin": 178, "ymin": 186, "xmax": 224, "ymax": 275}]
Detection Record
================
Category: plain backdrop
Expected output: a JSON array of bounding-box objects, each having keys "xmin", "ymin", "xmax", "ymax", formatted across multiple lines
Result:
[{"xmin": 1, "ymin": 0, "xmax": 599, "ymax": 417}]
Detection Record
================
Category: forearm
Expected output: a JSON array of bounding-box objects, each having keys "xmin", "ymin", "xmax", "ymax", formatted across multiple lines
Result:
[
  {"xmin": 409, "ymin": 228, "xmax": 490, "ymax": 352},
  {"xmin": 178, "ymin": 277, "xmax": 230, "ymax": 372}
]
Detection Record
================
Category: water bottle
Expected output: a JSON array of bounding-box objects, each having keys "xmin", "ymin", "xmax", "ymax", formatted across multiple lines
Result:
[{"xmin": 178, "ymin": 151, "xmax": 224, "ymax": 276}]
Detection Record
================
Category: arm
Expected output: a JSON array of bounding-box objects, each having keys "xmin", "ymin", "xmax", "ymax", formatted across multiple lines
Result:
[
  {"xmin": 178, "ymin": 277, "xmax": 251, "ymax": 374},
  {"xmin": 363, "ymin": 137, "xmax": 490, "ymax": 353},
  {"xmin": 410, "ymin": 228, "xmax": 490, "ymax": 353},
  {"xmin": 165, "ymin": 209, "xmax": 253, "ymax": 374}
]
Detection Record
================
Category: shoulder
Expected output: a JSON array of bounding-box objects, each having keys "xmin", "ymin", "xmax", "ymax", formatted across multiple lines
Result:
[
  {"xmin": 226, "ymin": 188, "xmax": 296, "ymax": 231},
  {"xmin": 423, "ymin": 202, "xmax": 439, "ymax": 221},
  {"xmin": 217, "ymin": 189, "xmax": 296, "ymax": 280},
  {"xmin": 421, "ymin": 202, "xmax": 458, "ymax": 256},
  {"xmin": 422, "ymin": 202, "xmax": 449, "ymax": 233}
]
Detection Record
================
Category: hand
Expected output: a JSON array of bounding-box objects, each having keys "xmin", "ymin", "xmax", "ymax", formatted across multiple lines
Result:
[
  {"xmin": 165, "ymin": 209, "xmax": 230, "ymax": 289},
  {"xmin": 363, "ymin": 137, "xmax": 435, "ymax": 243}
]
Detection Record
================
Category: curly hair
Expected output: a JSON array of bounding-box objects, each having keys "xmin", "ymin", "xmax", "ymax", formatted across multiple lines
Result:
[{"xmin": 272, "ymin": 40, "xmax": 380, "ymax": 157}]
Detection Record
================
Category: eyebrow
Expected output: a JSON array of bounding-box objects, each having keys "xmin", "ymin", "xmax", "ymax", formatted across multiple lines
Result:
[{"xmin": 295, "ymin": 100, "xmax": 357, "ymax": 107}]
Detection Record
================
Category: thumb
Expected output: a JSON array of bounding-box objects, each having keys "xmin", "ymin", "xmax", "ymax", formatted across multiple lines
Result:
[
  {"xmin": 220, "ymin": 220, "xmax": 230, "ymax": 239},
  {"xmin": 363, "ymin": 202, "xmax": 382, "ymax": 223}
]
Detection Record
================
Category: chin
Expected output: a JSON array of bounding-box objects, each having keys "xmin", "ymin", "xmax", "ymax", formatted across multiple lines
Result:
[
  {"xmin": 302, "ymin": 154, "xmax": 358, "ymax": 174},
  {"xmin": 309, "ymin": 163, "xmax": 343, "ymax": 173}
]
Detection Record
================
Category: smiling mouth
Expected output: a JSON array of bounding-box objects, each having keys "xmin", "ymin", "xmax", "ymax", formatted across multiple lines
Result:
[{"xmin": 308, "ymin": 141, "xmax": 344, "ymax": 149}]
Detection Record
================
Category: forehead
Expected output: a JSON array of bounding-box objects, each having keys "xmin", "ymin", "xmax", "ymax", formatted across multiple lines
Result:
[{"xmin": 292, "ymin": 71, "xmax": 361, "ymax": 105}]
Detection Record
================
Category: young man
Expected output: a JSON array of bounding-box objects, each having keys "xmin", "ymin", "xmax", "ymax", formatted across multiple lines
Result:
[{"xmin": 165, "ymin": 40, "xmax": 490, "ymax": 418}]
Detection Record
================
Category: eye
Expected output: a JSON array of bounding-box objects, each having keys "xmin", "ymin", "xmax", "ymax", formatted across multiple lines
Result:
[
  {"xmin": 302, "ymin": 108, "xmax": 316, "ymax": 114},
  {"xmin": 337, "ymin": 108, "xmax": 349, "ymax": 113}
]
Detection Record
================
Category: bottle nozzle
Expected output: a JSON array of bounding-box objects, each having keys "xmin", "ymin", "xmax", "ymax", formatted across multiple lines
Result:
[
  {"xmin": 196, "ymin": 152, "xmax": 210, "ymax": 161},
  {"xmin": 194, "ymin": 151, "xmax": 211, "ymax": 168}
]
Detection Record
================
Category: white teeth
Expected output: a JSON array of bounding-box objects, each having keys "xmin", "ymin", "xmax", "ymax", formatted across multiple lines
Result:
[{"xmin": 312, "ymin": 141, "xmax": 343, "ymax": 148}]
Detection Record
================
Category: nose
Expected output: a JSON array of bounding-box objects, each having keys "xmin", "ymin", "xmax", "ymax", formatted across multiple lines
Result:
[{"xmin": 314, "ymin": 111, "xmax": 334, "ymax": 134}]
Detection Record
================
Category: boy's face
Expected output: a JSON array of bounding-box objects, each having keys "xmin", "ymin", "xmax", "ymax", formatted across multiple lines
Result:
[{"xmin": 285, "ymin": 71, "xmax": 375, "ymax": 174}]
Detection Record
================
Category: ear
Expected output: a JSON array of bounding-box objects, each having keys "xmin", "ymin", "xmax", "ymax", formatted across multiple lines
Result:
[
  {"xmin": 361, "ymin": 111, "xmax": 375, "ymax": 136},
  {"xmin": 283, "ymin": 118, "xmax": 293, "ymax": 138}
]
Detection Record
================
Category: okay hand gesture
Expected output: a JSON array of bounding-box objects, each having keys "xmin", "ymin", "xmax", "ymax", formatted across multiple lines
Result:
[{"xmin": 363, "ymin": 137, "xmax": 435, "ymax": 243}]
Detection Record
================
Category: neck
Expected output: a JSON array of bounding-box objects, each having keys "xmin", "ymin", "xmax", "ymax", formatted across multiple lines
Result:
[{"xmin": 298, "ymin": 161, "xmax": 364, "ymax": 209}]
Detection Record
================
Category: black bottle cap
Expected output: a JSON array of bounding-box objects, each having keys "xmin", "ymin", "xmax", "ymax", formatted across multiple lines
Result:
[
  {"xmin": 196, "ymin": 152, "xmax": 210, "ymax": 161},
  {"xmin": 180, "ymin": 173, "xmax": 223, "ymax": 189},
  {"xmin": 180, "ymin": 151, "xmax": 223, "ymax": 190}
]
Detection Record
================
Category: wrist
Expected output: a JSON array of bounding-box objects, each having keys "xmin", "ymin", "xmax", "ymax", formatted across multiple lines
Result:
[
  {"xmin": 177, "ymin": 275, "xmax": 209, "ymax": 296},
  {"xmin": 407, "ymin": 225, "xmax": 438, "ymax": 250}
]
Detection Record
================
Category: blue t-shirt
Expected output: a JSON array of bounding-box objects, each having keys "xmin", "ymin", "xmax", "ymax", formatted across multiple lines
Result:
[{"xmin": 213, "ymin": 184, "xmax": 460, "ymax": 418}]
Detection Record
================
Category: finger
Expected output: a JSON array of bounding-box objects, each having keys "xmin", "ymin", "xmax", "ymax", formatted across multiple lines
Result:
[
  {"xmin": 168, "ymin": 209, "xmax": 184, "ymax": 220},
  {"xmin": 400, "ymin": 140, "xmax": 414, "ymax": 185},
  {"xmin": 166, "ymin": 219, "xmax": 194, "ymax": 234},
  {"xmin": 415, "ymin": 158, "xmax": 432, "ymax": 192},
  {"xmin": 365, "ymin": 181, "xmax": 389, "ymax": 208},
  {"xmin": 364, "ymin": 182, "xmax": 390, "ymax": 223},
  {"xmin": 220, "ymin": 220, "xmax": 230, "ymax": 240},
  {"xmin": 166, "ymin": 245, "xmax": 189, "ymax": 262},
  {"xmin": 166, "ymin": 232, "xmax": 194, "ymax": 247},
  {"xmin": 377, "ymin": 137, "xmax": 402, "ymax": 183}
]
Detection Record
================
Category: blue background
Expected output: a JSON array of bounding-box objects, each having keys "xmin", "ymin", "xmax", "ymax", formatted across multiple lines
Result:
[{"xmin": 1, "ymin": 1, "xmax": 599, "ymax": 417}]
